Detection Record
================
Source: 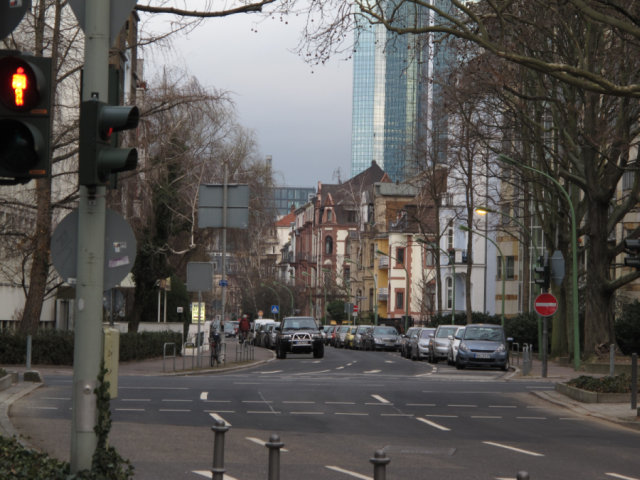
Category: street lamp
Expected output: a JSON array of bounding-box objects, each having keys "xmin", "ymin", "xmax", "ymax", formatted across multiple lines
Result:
[
  {"xmin": 460, "ymin": 225, "xmax": 505, "ymax": 327},
  {"xmin": 417, "ymin": 238, "xmax": 456, "ymax": 320},
  {"xmin": 260, "ymin": 282, "xmax": 280, "ymax": 321},
  {"xmin": 498, "ymin": 154, "xmax": 580, "ymax": 369},
  {"xmin": 377, "ymin": 249, "xmax": 410, "ymax": 332}
]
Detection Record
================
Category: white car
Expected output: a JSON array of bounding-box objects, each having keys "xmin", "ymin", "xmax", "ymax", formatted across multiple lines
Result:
[{"xmin": 447, "ymin": 326, "xmax": 465, "ymax": 365}]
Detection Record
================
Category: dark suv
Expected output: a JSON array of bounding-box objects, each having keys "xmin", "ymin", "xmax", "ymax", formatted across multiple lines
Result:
[{"xmin": 275, "ymin": 316, "xmax": 324, "ymax": 359}]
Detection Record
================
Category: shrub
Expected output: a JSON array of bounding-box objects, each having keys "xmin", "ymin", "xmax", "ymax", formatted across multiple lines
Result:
[
  {"xmin": 504, "ymin": 313, "xmax": 539, "ymax": 349},
  {"xmin": 567, "ymin": 374, "xmax": 639, "ymax": 394},
  {"xmin": 615, "ymin": 300, "xmax": 640, "ymax": 355}
]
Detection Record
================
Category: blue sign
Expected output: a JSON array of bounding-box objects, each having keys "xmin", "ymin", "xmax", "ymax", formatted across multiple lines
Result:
[
  {"xmin": 219, "ymin": 279, "xmax": 228, "ymax": 287},
  {"xmin": 271, "ymin": 305, "xmax": 279, "ymax": 314}
]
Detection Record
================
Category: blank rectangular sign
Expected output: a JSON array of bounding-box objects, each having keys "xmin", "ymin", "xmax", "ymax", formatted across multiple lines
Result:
[
  {"xmin": 186, "ymin": 262, "xmax": 213, "ymax": 292},
  {"xmin": 198, "ymin": 184, "xmax": 249, "ymax": 229}
]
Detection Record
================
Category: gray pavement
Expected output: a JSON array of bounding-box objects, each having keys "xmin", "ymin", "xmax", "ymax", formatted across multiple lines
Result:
[{"xmin": 2, "ymin": 346, "xmax": 639, "ymax": 465}]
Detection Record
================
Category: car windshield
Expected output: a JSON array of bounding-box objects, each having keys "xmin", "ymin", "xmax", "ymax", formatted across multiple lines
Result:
[
  {"xmin": 437, "ymin": 327, "xmax": 458, "ymax": 338},
  {"xmin": 464, "ymin": 327, "xmax": 504, "ymax": 342},
  {"xmin": 283, "ymin": 318, "xmax": 317, "ymax": 330},
  {"xmin": 420, "ymin": 329, "xmax": 434, "ymax": 339},
  {"xmin": 374, "ymin": 327, "xmax": 397, "ymax": 335}
]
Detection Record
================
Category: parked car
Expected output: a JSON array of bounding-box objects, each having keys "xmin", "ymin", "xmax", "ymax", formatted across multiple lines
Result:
[
  {"xmin": 428, "ymin": 324, "xmax": 460, "ymax": 363},
  {"xmin": 370, "ymin": 325, "xmax": 399, "ymax": 351},
  {"xmin": 327, "ymin": 325, "xmax": 340, "ymax": 346},
  {"xmin": 250, "ymin": 319, "xmax": 277, "ymax": 345},
  {"xmin": 447, "ymin": 326, "xmax": 465, "ymax": 365},
  {"xmin": 263, "ymin": 322, "xmax": 280, "ymax": 349},
  {"xmin": 344, "ymin": 326, "xmax": 358, "ymax": 349},
  {"xmin": 322, "ymin": 325, "xmax": 334, "ymax": 345},
  {"xmin": 353, "ymin": 325, "xmax": 373, "ymax": 350},
  {"xmin": 335, "ymin": 325, "xmax": 351, "ymax": 348},
  {"xmin": 399, "ymin": 327, "xmax": 421, "ymax": 358},
  {"xmin": 409, "ymin": 327, "xmax": 435, "ymax": 360},
  {"xmin": 224, "ymin": 321, "xmax": 239, "ymax": 338},
  {"xmin": 455, "ymin": 323, "xmax": 511, "ymax": 370}
]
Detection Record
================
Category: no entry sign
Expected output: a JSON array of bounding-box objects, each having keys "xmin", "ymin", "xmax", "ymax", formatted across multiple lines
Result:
[{"xmin": 534, "ymin": 293, "xmax": 558, "ymax": 317}]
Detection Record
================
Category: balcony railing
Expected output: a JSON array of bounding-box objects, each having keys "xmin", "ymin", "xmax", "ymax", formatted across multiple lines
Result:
[
  {"xmin": 378, "ymin": 255, "xmax": 389, "ymax": 269},
  {"xmin": 378, "ymin": 287, "xmax": 388, "ymax": 301}
]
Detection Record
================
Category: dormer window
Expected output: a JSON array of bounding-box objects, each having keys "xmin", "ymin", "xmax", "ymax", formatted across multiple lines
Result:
[{"xmin": 325, "ymin": 236, "xmax": 333, "ymax": 254}]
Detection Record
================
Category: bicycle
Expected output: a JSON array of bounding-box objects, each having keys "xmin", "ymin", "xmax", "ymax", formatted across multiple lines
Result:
[{"xmin": 210, "ymin": 330, "xmax": 221, "ymax": 367}]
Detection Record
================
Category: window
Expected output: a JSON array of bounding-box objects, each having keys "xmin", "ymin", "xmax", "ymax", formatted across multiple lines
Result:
[
  {"xmin": 447, "ymin": 224, "xmax": 454, "ymax": 250},
  {"xmin": 446, "ymin": 277, "xmax": 453, "ymax": 309},
  {"xmin": 326, "ymin": 210, "xmax": 333, "ymax": 222},
  {"xmin": 325, "ymin": 236, "xmax": 333, "ymax": 255},
  {"xmin": 347, "ymin": 210, "xmax": 356, "ymax": 223},
  {"xmin": 497, "ymin": 256, "xmax": 515, "ymax": 280},
  {"xmin": 425, "ymin": 249, "xmax": 435, "ymax": 267},
  {"xmin": 395, "ymin": 290, "xmax": 404, "ymax": 311},
  {"xmin": 396, "ymin": 247, "xmax": 405, "ymax": 265},
  {"xmin": 344, "ymin": 266, "xmax": 351, "ymax": 284}
]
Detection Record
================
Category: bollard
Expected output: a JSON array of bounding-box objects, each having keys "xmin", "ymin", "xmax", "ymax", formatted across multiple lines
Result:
[
  {"xmin": 26, "ymin": 335, "xmax": 32, "ymax": 370},
  {"xmin": 370, "ymin": 449, "xmax": 390, "ymax": 480},
  {"xmin": 517, "ymin": 472, "xmax": 530, "ymax": 480},
  {"xmin": 266, "ymin": 434, "xmax": 284, "ymax": 480},
  {"xmin": 211, "ymin": 419, "xmax": 229, "ymax": 480},
  {"xmin": 522, "ymin": 344, "xmax": 532, "ymax": 376}
]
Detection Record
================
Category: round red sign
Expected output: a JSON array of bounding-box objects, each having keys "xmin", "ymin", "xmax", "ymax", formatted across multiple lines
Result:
[{"xmin": 534, "ymin": 293, "xmax": 558, "ymax": 317}]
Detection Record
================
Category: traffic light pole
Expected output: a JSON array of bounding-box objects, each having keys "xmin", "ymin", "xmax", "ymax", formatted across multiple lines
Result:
[{"xmin": 71, "ymin": 0, "xmax": 110, "ymax": 472}]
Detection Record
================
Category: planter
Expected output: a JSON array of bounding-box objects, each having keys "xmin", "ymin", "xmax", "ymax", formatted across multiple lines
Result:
[
  {"xmin": 556, "ymin": 382, "xmax": 631, "ymax": 404},
  {"xmin": 0, "ymin": 373, "xmax": 13, "ymax": 392}
]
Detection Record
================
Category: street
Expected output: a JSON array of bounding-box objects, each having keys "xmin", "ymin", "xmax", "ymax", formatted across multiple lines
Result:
[{"xmin": 10, "ymin": 347, "xmax": 640, "ymax": 480}]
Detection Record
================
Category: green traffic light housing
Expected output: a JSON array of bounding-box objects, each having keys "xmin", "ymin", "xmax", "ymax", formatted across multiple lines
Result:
[
  {"xmin": 534, "ymin": 256, "xmax": 551, "ymax": 291},
  {"xmin": 624, "ymin": 238, "xmax": 640, "ymax": 269},
  {"xmin": 79, "ymin": 99, "xmax": 139, "ymax": 187}
]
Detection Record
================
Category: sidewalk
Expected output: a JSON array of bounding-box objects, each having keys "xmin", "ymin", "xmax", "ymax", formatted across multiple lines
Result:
[{"xmin": 0, "ymin": 341, "xmax": 275, "ymax": 443}]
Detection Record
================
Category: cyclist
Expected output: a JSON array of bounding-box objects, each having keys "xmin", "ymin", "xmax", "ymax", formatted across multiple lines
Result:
[
  {"xmin": 238, "ymin": 314, "xmax": 250, "ymax": 344},
  {"xmin": 209, "ymin": 327, "xmax": 221, "ymax": 366}
]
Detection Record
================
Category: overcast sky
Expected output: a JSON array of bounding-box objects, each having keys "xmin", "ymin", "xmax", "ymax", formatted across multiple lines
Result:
[{"xmin": 143, "ymin": 12, "xmax": 353, "ymax": 188}]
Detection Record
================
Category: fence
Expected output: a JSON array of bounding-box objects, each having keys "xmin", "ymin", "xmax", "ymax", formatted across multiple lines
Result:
[{"xmin": 208, "ymin": 418, "xmax": 532, "ymax": 480}]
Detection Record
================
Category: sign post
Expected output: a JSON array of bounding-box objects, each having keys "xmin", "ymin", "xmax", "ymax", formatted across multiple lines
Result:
[{"xmin": 534, "ymin": 293, "xmax": 558, "ymax": 378}]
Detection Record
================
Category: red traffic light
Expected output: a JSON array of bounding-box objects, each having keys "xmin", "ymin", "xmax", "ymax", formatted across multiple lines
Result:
[{"xmin": 0, "ymin": 55, "xmax": 42, "ymax": 112}]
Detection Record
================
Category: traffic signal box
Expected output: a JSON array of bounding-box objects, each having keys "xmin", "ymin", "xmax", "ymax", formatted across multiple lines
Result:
[
  {"xmin": 0, "ymin": 51, "xmax": 52, "ymax": 184},
  {"xmin": 534, "ymin": 256, "xmax": 551, "ymax": 292},
  {"xmin": 79, "ymin": 99, "xmax": 139, "ymax": 187},
  {"xmin": 624, "ymin": 239, "xmax": 640, "ymax": 269}
]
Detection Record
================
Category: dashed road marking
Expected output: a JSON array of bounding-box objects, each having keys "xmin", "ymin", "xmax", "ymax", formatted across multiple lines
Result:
[
  {"xmin": 605, "ymin": 473, "xmax": 640, "ymax": 480},
  {"xmin": 192, "ymin": 470, "xmax": 239, "ymax": 479},
  {"xmin": 416, "ymin": 416, "xmax": 451, "ymax": 431},
  {"xmin": 371, "ymin": 394, "xmax": 390, "ymax": 404},
  {"xmin": 483, "ymin": 441, "xmax": 544, "ymax": 457},
  {"xmin": 325, "ymin": 465, "xmax": 372, "ymax": 479}
]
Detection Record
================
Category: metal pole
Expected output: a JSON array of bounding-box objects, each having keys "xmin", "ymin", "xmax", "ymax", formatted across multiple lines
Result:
[
  {"xmin": 220, "ymin": 165, "xmax": 228, "ymax": 362},
  {"xmin": 71, "ymin": 0, "xmax": 109, "ymax": 471},
  {"xmin": 631, "ymin": 353, "xmax": 637, "ymax": 410},
  {"xmin": 266, "ymin": 434, "xmax": 284, "ymax": 480},
  {"xmin": 370, "ymin": 449, "xmax": 390, "ymax": 480},
  {"xmin": 373, "ymin": 273, "xmax": 378, "ymax": 325},
  {"xmin": 26, "ymin": 335, "xmax": 32, "ymax": 370},
  {"xmin": 197, "ymin": 291, "xmax": 202, "ymax": 368},
  {"xmin": 211, "ymin": 419, "xmax": 229, "ymax": 480},
  {"xmin": 499, "ymin": 154, "xmax": 580, "ymax": 369},
  {"xmin": 542, "ymin": 317, "xmax": 548, "ymax": 378},
  {"xmin": 609, "ymin": 344, "xmax": 615, "ymax": 377}
]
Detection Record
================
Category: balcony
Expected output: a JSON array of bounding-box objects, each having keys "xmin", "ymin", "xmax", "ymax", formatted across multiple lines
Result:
[
  {"xmin": 378, "ymin": 255, "xmax": 389, "ymax": 269},
  {"xmin": 377, "ymin": 287, "xmax": 388, "ymax": 301}
]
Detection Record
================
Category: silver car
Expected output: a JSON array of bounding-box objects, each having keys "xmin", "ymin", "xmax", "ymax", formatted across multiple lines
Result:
[
  {"xmin": 428, "ymin": 324, "xmax": 460, "ymax": 363},
  {"xmin": 447, "ymin": 326, "xmax": 465, "ymax": 365},
  {"xmin": 371, "ymin": 326, "xmax": 399, "ymax": 351},
  {"xmin": 409, "ymin": 327, "xmax": 435, "ymax": 360}
]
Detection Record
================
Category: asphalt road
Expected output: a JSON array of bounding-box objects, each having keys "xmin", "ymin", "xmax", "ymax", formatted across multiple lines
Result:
[{"xmin": 10, "ymin": 347, "xmax": 640, "ymax": 480}]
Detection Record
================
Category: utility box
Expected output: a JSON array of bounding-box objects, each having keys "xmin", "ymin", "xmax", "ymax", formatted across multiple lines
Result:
[{"xmin": 103, "ymin": 327, "xmax": 120, "ymax": 398}]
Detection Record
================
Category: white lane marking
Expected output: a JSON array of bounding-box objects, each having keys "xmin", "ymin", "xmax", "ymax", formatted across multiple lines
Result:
[
  {"xmin": 416, "ymin": 417, "xmax": 451, "ymax": 431},
  {"xmin": 335, "ymin": 412, "xmax": 368, "ymax": 416},
  {"xmin": 260, "ymin": 370, "xmax": 283, "ymax": 374},
  {"xmin": 447, "ymin": 404, "xmax": 477, "ymax": 408},
  {"xmin": 483, "ymin": 441, "xmax": 544, "ymax": 457},
  {"xmin": 159, "ymin": 409, "xmax": 190, "ymax": 412},
  {"xmin": 336, "ymin": 366, "xmax": 345, "ymax": 370},
  {"xmin": 381, "ymin": 413, "xmax": 414, "ymax": 417},
  {"xmin": 325, "ymin": 465, "xmax": 372, "ymax": 480},
  {"xmin": 425, "ymin": 414, "xmax": 457, "ymax": 418},
  {"xmin": 242, "ymin": 400, "xmax": 273, "ymax": 404},
  {"xmin": 209, "ymin": 413, "xmax": 231, "ymax": 426},
  {"xmin": 371, "ymin": 394, "xmax": 390, "ymax": 404},
  {"xmin": 471, "ymin": 416, "xmax": 502, "ymax": 419},
  {"xmin": 406, "ymin": 403, "xmax": 436, "ymax": 407},
  {"xmin": 364, "ymin": 369, "xmax": 381, "ymax": 374},
  {"xmin": 122, "ymin": 398, "xmax": 151, "ymax": 402},
  {"xmin": 606, "ymin": 473, "xmax": 640, "ymax": 480},
  {"xmin": 516, "ymin": 416, "xmax": 547, "ymax": 420},
  {"xmin": 245, "ymin": 437, "xmax": 289, "ymax": 452},
  {"xmin": 283, "ymin": 401, "xmax": 316, "ymax": 404},
  {"xmin": 291, "ymin": 411, "xmax": 324, "ymax": 415},
  {"xmin": 115, "ymin": 408, "xmax": 145, "ymax": 412},
  {"xmin": 204, "ymin": 410, "xmax": 235, "ymax": 414},
  {"xmin": 489, "ymin": 405, "xmax": 517, "ymax": 409},
  {"xmin": 192, "ymin": 470, "xmax": 239, "ymax": 479},
  {"xmin": 326, "ymin": 401, "xmax": 355, "ymax": 405},
  {"xmin": 162, "ymin": 399, "xmax": 192, "ymax": 403},
  {"xmin": 247, "ymin": 410, "xmax": 281, "ymax": 414},
  {"xmin": 200, "ymin": 392, "xmax": 208, "ymax": 401}
]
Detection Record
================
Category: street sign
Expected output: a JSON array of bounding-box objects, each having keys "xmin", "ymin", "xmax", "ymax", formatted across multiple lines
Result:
[
  {"xmin": 353, "ymin": 305, "xmax": 359, "ymax": 313},
  {"xmin": 534, "ymin": 293, "xmax": 558, "ymax": 317},
  {"xmin": 219, "ymin": 279, "xmax": 228, "ymax": 287},
  {"xmin": 271, "ymin": 305, "xmax": 279, "ymax": 314}
]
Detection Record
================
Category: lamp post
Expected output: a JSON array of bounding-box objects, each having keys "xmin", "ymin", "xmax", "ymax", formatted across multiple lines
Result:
[
  {"xmin": 417, "ymin": 239, "xmax": 456, "ymax": 320},
  {"xmin": 322, "ymin": 268, "xmax": 331, "ymax": 324},
  {"xmin": 377, "ymin": 249, "xmax": 410, "ymax": 332},
  {"xmin": 498, "ymin": 154, "xmax": 580, "ymax": 369},
  {"xmin": 460, "ymin": 225, "xmax": 505, "ymax": 327},
  {"xmin": 260, "ymin": 282, "xmax": 281, "ymax": 321},
  {"xmin": 301, "ymin": 271, "xmax": 314, "ymax": 318},
  {"xmin": 274, "ymin": 280, "xmax": 295, "ymax": 316}
]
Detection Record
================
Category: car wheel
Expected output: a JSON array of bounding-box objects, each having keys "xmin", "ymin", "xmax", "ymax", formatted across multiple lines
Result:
[
  {"xmin": 277, "ymin": 344, "xmax": 286, "ymax": 359},
  {"xmin": 455, "ymin": 356, "xmax": 464, "ymax": 370},
  {"xmin": 313, "ymin": 343, "xmax": 324, "ymax": 359},
  {"xmin": 501, "ymin": 359, "xmax": 510, "ymax": 371}
]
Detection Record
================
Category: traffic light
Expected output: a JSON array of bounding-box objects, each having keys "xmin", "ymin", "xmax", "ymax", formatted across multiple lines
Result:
[
  {"xmin": 624, "ymin": 238, "xmax": 640, "ymax": 269},
  {"xmin": 0, "ymin": 51, "xmax": 52, "ymax": 184},
  {"xmin": 534, "ymin": 256, "xmax": 551, "ymax": 291},
  {"xmin": 78, "ymin": 99, "xmax": 139, "ymax": 186}
]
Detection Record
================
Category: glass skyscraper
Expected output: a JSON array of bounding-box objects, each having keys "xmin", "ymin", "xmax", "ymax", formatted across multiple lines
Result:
[{"xmin": 351, "ymin": 3, "xmax": 450, "ymax": 181}]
